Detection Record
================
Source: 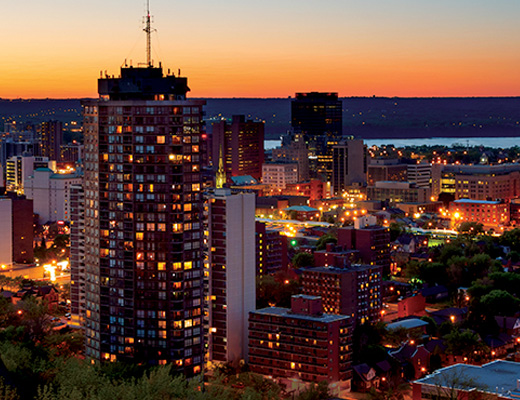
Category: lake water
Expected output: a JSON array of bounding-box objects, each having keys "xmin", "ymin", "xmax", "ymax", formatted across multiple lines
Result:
[{"xmin": 265, "ymin": 137, "xmax": 520, "ymax": 150}]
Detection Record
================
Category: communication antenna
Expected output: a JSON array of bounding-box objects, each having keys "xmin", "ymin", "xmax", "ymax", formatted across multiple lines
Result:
[{"xmin": 143, "ymin": 0, "xmax": 155, "ymax": 67}]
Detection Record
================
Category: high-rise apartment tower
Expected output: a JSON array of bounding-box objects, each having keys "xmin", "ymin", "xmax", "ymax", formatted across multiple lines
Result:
[{"xmin": 81, "ymin": 7, "xmax": 206, "ymax": 372}]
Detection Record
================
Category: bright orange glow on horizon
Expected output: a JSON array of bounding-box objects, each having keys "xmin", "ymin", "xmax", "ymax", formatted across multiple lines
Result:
[{"xmin": 2, "ymin": 1, "xmax": 520, "ymax": 98}]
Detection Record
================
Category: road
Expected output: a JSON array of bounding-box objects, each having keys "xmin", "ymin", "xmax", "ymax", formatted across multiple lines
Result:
[{"xmin": 0, "ymin": 264, "xmax": 70, "ymax": 284}]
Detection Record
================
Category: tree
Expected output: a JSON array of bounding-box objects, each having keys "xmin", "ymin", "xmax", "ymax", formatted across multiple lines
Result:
[
  {"xmin": 295, "ymin": 381, "xmax": 329, "ymax": 400},
  {"xmin": 0, "ymin": 378, "xmax": 19, "ymax": 400},
  {"xmin": 480, "ymin": 290, "xmax": 520, "ymax": 317},
  {"xmin": 18, "ymin": 296, "xmax": 52, "ymax": 342},
  {"xmin": 444, "ymin": 329, "xmax": 486, "ymax": 362},
  {"xmin": 368, "ymin": 373, "xmax": 409, "ymax": 400},
  {"xmin": 291, "ymin": 252, "xmax": 315, "ymax": 269},
  {"xmin": 420, "ymin": 316, "xmax": 437, "ymax": 337},
  {"xmin": 315, "ymin": 234, "xmax": 337, "ymax": 251},
  {"xmin": 425, "ymin": 366, "xmax": 493, "ymax": 400},
  {"xmin": 457, "ymin": 222, "xmax": 484, "ymax": 237},
  {"xmin": 389, "ymin": 223, "xmax": 405, "ymax": 242}
]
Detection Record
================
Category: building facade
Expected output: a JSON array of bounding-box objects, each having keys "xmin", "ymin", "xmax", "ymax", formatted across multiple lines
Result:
[
  {"xmin": 337, "ymin": 223, "xmax": 391, "ymax": 275},
  {"xmin": 272, "ymin": 133, "xmax": 309, "ymax": 182},
  {"xmin": 249, "ymin": 295, "xmax": 352, "ymax": 395},
  {"xmin": 407, "ymin": 163, "xmax": 432, "ymax": 189},
  {"xmin": 70, "ymin": 184, "xmax": 85, "ymax": 327},
  {"xmin": 255, "ymin": 221, "xmax": 288, "ymax": 276},
  {"xmin": 24, "ymin": 167, "xmax": 81, "ymax": 223},
  {"xmin": 301, "ymin": 265, "xmax": 382, "ymax": 325},
  {"xmin": 206, "ymin": 189, "xmax": 256, "ymax": 364},
  {"xmin": 332, "ymin": 139, "xmax": 368, "ymax": 196},
  {"xmin": 262, "ymin": 162, "xmax": 298, "ymax": 191},
  {"xmin": 5, "ymin": 155, "xmax": 51, "ymax": 194},
  {"xmin": 211, "ymin": 115, "xmax": 264, "ymax": 181},
  {"xmin": 82, "ymin": 65, "xmax": 206, "ymax": 373},
  {"xmin": 367, "ymin": 159, "xmax": 408, "ymax": 186},
  {"xmin": 39, "ymin": 121, "xmax": 63, "ymax": 161},
  {"xmin": 367, "ymin": 181, "xmax": 431, "ymax": 204},
  {"xmin": 291, "ymin": 92, "xmax": 342, "ymax": 139},
  {"xmin": 432, "ymin": 163, "xmax": 520, "ymax": 201},
  {"xmin": 449, "ymin": 199, "xmax": 510, "ymax": 229}
]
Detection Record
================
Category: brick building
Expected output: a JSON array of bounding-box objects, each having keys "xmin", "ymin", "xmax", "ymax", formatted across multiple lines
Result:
[
  {"xmin": 249, "ymin": 295, "xmax": 352, "ymax": 395},
  {"xmin": 301, "ymin": 265, "xmax": 382, "ymax": 325},
  {"xmin": 449, "ymin": 199, "xmax": 510, "ymax": 229},
  {"xmin": 255, "ymin": 221, "xmax": 288, "ymax": 276},
  {"xmin": 337, "ymin": 223, "xmax": 391, "ymax": 275}
]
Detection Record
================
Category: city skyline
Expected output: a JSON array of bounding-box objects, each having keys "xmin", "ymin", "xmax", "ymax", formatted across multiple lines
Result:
[{"xmin": 2, "ymin": 0, "xmax": 520, "ymax": 99}]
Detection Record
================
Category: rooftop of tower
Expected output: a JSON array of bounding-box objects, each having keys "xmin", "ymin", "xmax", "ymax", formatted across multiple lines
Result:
[{"xmin": 98, "ymin": 66, "xmax": 190, "ymax": 101}]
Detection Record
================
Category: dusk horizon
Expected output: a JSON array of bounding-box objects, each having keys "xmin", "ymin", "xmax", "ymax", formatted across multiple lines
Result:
[{"xmin": 2, "ymin": 0, "xmax": 520, "ymax": 98}]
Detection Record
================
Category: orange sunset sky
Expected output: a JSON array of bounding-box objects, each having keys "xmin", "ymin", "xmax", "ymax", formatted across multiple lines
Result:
[{"xmin": 1, "ymin": 0, "xmax": 520, "ymax": 99}]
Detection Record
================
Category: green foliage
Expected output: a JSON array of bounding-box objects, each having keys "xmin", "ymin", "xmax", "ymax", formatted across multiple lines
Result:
[
  {"xmin": 500, "ymin": 228, "xmax": 520, "ymax": 249},
  {"xmin": 420, "ymin": 316, "xmax": 438, "ymax": 336},
  {"xmin": 18, "ymin": 296, "xmax": 52, "ymax": 342},
  {"xmin": 352, "ymin": 321, "xmax": 387, "ymax": 364},
  {"xmin": 480, "ymin": 290, "xmax": 520, "ymax": 316},
  {"xmin": 457, "ymin": 222, "xmax": 484, "ymax": 237},
  {"xmin": 0, "ymin": 378, "xmax": 19, "ymax": 400},
  {"xmin": 444, "ymin": 329, "xmax": 486, "ymax": 360},
  {"xmin": 291, "ymin": 252, "xmax": 315, "ymax": 269},
  {"xmin": 256, "ymin": 274, "xmax": 301, "ymax": 309},
  {"xmin": 389, "ymin": 222, "xmax": 405, "ymax": 242},
  {"xmin": 315, "ymin": 234, "xmax": 337, "ymax": 251},
  {"xmin": 295, "ymin": 381, "xmax": 329, "ymax": 400},
  {"xmin": 367, "ymin": 373, "xmax": 409, "ymax": 400}
]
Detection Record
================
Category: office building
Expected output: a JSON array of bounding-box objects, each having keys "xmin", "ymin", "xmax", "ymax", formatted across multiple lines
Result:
[
  {"xmin": 262, "ymin": 162, "xmax": 298, "ymax": 191},
  {"xmin": 291, "ymin": 92, "xmax": 342, "ymax": 139},
  {"xmin": 249, "ymin": 295, "xmax": 352, "ymax": 395},
  {"xmin": 332, "ymin": 138, "xmax": 368, "ymax": 196},
  {"xmin": 39, "ymin": 121, "xmax": 63, "ymax": 161},
  {"xmin": 211, "ymin": 115, "xmax": 264, "ymax": 180},
  {"xmin": 432, "ymin": 163, "xmax": 520, "ymax": 201},
  {"xmin": 60, "ymin": 144, "xmax": 83, "ymax": 163},
  {"xmin": 407, "ymin": 163, "xmax": 432, "ymax": 189},
  {"xmin": 5, "ymin": 155, "xmax": 51, "ymax": 194},
  {"xmin": 272, "ymin": 133, "xmax": 309, "ymax": 181},
  {"xmin": 367, "ymin": 159, "xmax": 407, "ymax": 186},
  {"xmin": 367, "ymin": 181, "xmax": 431, "ymax": 204},
  {"xmin": 301, "ymin": 265, "xmax": 382, "ymax": 325},
  {"xmin": 81, "ymin": 61, "xmax": 206, "ymax": 373},
  {"xmin": 207, "ymin": 188, "xmax": 255, "ymax": 364},
  {"xmin": 24, "ymin": 167, "xmax": 81, "ymax": 223}
]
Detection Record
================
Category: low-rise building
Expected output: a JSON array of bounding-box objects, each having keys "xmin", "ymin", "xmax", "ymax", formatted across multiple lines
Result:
[
  {"xmin": 413, "ymin": 360, "xmax": 520, "ymax": 400},
  {"xmin": 449, "ymin": 198, "xmax": 510, "ymax": 229},
  {"xmin": 249, "ymin": 295, "xmax": 352, "ymax": 396},
  {"xmin": 367, "ymin": 181, "xmax": 431, "ymax": 204}
]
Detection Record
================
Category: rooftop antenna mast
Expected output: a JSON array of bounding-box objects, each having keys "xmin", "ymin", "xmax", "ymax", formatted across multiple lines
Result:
[{"xmin": 143, "ymin": 0, "xmax": 154, "ymax": 67}]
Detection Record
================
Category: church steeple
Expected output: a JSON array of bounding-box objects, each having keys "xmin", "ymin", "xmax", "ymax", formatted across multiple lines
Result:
[{"xmin": 216, "ymin": 145, "xmax": 226, "ymax": 189}]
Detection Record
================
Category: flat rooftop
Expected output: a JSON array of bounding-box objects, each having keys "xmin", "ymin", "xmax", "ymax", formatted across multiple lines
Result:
[
  {"xmin": 252, "ymin": 306, "xmax": 350, "ymax": 324},
  {"xmin": 453, "ymin": 199, "xmax": 502, "ymax": 205},
  {"xmin": 415, "ymin": 360, "xmax": 520, "ymax": 399}
]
